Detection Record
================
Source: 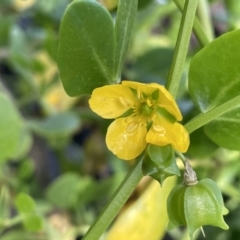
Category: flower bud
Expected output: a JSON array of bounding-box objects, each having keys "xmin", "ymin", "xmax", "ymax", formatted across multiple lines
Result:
[
  {"xmin": 142, "ymin": 144, "xmax": 180, "ymax": 185},
  {"xmin": 167, "ymin": 178, "xmax": 229, "ymax": 239}
]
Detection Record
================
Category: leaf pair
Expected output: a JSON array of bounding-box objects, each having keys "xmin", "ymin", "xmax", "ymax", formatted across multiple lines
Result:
[
  {"xmin": 58, "ymin": 0, "xmax": 137, "ymax": 96},
  {"xmin": 15, "ymin": 193, "xmax": 43, "ymax": 232}
]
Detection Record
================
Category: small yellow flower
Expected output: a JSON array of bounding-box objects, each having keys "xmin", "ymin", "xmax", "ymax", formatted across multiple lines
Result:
[{"xmin": 89, "ymin": 81, "xmax": 189, "ymax": 160}]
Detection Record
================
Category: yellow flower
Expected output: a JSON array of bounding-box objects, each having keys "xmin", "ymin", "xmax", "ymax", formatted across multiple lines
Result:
[{"xmin": 89, "ymin": 81, "xmax": 189, "ymax": 160}]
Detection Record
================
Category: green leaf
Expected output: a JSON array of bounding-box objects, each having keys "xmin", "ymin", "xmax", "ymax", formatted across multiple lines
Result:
[
  {"xmin": 138, "ymin": 0, "xmax": 154, "ymax": 10},
  {"xmin": 79, "ymin": 172, "xmax": 125, "ymax": 204},
  {"xmin": 0, "ymin": 14, "xmax": 14, "ymax": 46},
  {"xmin": 23, "ymin": 214, "xmax": 44, "ymax": 232},
  {"xmin": 17, "ymin": 158, "xmax": 35, "ymax": 180},
  {"xmin": 186, "ymin": 127, "xmax": 218, "ymax": 158},
  {"xmin": 9, "ymin": 26, "xmax": 33, "ymax": 81},
  {"xmin": 28, "ymin": 112, "xmax": 80, "ymax": 139},
  {"xmin": 189, "ymin": 30, "xmax": 240, "ymax": 150},
  {"xmin": 0, "ymin": 92, "xmax": 22, "ymax": 163},
  {"xmin": 11, "ymin": 126, "xmax": 32, "ymax": 160},
  {"xmin": 133, "ymin": 48, "xmax": 174, "ymax": 84},
  {"xmin": 58, "ymin": 0, "xmax": 115, "ymax": 96},
  {"xmin": 45, "ymin": 172, "xmax": 81, "ymax": 208},
  {"xmin": 142, "ymin": 144, "xmax": 180, "ymax": 185},
  {"xmin": 114, "ymin": 0, "xmax": 138, "ymax": 80},
  {"xmin": 15, "ymin": 193, "xmax": 36, "ymax": 214}
]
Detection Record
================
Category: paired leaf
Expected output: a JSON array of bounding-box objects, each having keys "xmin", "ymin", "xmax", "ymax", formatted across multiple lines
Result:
[
  {"xmin": 14, "ymin": 193, "xmax": 36, "ymax": 214},
  {"xmin": 189, "ymin": 30, "xmax": 240, "ymax": 150},
  {"xmin": 142, "ymin": 144, "xmax": 180, "ymax": 185},
  {"xmin": 23, "ymin": 214, "xmax": 44, "ymax": 232},
  {"xmin": 58, "ymin": 0, "xmax": 115, "ymax": 96},
  {"xmin": 58, "ymin": 0, "xmax": 138, "ymax": 95},
  {"xmin": 14, "ymin": 193, "xmax": 43, "ymax": 232}
]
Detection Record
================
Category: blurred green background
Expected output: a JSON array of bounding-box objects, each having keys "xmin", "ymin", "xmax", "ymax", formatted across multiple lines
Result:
[{"xmin": 0, "ymin": 0, "xmax": 240, "ymax": 239}]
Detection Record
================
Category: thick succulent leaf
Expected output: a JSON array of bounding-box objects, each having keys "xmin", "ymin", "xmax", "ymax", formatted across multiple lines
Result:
[
  {"xmin": 189, "ymin": 30, "xmax": 240, "ymax": 149},
  {"xmin": 58, "ymin": 0, "xmax": 115, "ymax": 96},
  {"xmin": 142, "ymin": 144, "xmax": 180, "ymax": 185}
]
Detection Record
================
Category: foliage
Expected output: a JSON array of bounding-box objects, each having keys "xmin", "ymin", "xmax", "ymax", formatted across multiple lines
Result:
[{"xmin": 0, "ymin": 0, "xmax": 240, "ymax": 240}]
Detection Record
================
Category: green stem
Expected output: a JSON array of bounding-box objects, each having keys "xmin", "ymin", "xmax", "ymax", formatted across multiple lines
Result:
[
  {"xmin": 197, "ymin": 0, "xmax": 214, "ymax": 41},
  {"xmin": 0, "ymin": 215, "xmax": 24, "ymax": 228},
  {"xmin": 184, "ymin": 95, "xmax": 240, "ymax": 134},
  {"xmin": 173, "ymin": 0, "xmax": 210, "ymax": 47},
  {"xmin": 166, "ymin": 0, "xmax": 199, "ymax": 97},
  {"xmin": 175, "ymin": 151, "xmax": 187, "ymax": 165},
  {"xmin": 82, "ymin": 156, "xmax": 143, "ymax": 240}
]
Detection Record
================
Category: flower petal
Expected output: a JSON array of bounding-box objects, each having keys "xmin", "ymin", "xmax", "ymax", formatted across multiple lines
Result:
[
  {"xmin": 146, "ymin": 114, "xmax": 189, "ymax": 152},
  {"xmin": 122, "ymin": 81, "xmax": 182, "ymax": 121},
  {"xmin": 122, "ymin": 80, "xmax": 155, "ymax": 96},
  {"xmin": 149, "ymin": 83, "xmax": 182, "ymax": 121},
  {"xmin": 89, "ymin": 85, "xmax": 136, "ymax": 119},
  {"xmin": 106, "ymin": 117, "xmax": 147, "ymax": 160}
]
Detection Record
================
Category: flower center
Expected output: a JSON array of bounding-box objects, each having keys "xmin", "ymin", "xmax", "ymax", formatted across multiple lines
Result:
[{"xmin": 138, "ymin": 100, "xmax": 154, "ymax": 116}]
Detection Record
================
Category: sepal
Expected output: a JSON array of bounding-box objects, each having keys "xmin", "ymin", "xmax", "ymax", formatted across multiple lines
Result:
[
  {"xmin": 167, "ymin": 178, "xmax": 229, "ymax": 240},
  {"xmin": 142, "ymin": 144, "xmax": 180, "ymax": 185}
]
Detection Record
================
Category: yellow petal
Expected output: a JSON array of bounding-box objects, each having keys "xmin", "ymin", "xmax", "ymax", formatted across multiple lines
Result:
[
  {"xmin": 89, "ymin": 85, "xmax": 136, "ymax": 119},
  {"xmin": 146, "ymin": 114, "xmax": 189, "ymax": 152},
  {"xmin": 122, "ymin": 81, "xmax": 182, "ymax": 121},
  {"xmin": 122, "ymin": 80, "xmax": 156, "ymax": 96},
  {"xmin": 106, "ymin": 118, "xmax": 147, "ymax": 160},
  {"xmin": 149, "ymin": 83, "xmax": 182, "ymax": 121}
]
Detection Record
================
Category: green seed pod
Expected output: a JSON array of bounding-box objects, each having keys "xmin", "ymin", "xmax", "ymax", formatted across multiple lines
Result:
[{"xmin": 167, "ymin": 178, "xmax": 229, "ymax": 239}]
